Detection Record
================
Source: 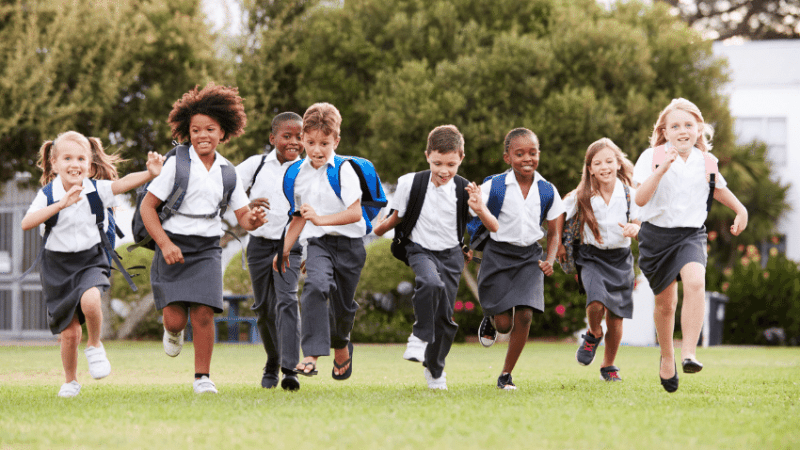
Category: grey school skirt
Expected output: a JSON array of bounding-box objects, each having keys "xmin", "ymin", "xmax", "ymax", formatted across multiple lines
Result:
[
  {"xmin": 576, "ymin": 245, "xmax": 634, "ymax": 319},
  {"xmin": 151, "ymin": 232, "xmax": 224, "ymax": 313},
  {"xmin": 477, "ymin": 239, "xmax": 544, "ymax": 315},
  {"xmin": 42, "ymin": 244, "xmax": 110, "ymax": 334},
  {"xmin": 638, "ymin": 222, "xmax": 707, "ymax": 296}
]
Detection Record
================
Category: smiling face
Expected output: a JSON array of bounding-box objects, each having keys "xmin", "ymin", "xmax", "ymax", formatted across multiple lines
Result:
[
  {"xmin": 270, "ymin": 120, "xmax": 303, "ymax": 164},
  {"xmin": 664, "ymin": 109, "xmax": 700, "ymax": 154},
  {"xmin": 189, "ymin": 114, "xmax": 225, "ymax": 159},
  {"xmin": 303, "ymin": 129, "xmax": 339, "ymax": 169},
  {"xmin": 426, "ymin": 150, "xmax": 463, "ymax": 187},
  {"xmin": 52, "ymin": 140, "xmax": 92, "ymax": 191},
  {"xmin": 587, "ymin": 147, "xmax": 620, "ymax": 187},
  {"xmin": 503, "ymin": 134, "xmax": 539, "ymax": 180}
]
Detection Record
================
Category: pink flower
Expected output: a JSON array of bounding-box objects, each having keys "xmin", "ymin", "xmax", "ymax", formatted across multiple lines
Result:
[
  {"xmin": 708, "ymin": 231, "xmax": 718, "ymax": 242},
  {"xmin": 454, "ymin": 301, "xmax": 464, "ymax": 312},
  {"xmin": 763, "ymin": 272, "xmax": 770, "ymax": 280},
  {"xmin": 555, "ymin": 305, "xmax": 566, "ymax": 316},
  {"xmin": 740, "ymin": 256, "xmax": 750, "ymax": 267},
  {"xmin": 465, "ymin": 301, "xmax": 475, "ymax": 311},
  {"xmin": 722, "ymin": 282, "xmax": 730, "ymax": 292},
  {"xmin": 737, "ymin": 244, "xmax": 745, "ymax": 253},
  {"xmin": 771, "ymin": 236, "xmax": 780, "ymax": 244}
]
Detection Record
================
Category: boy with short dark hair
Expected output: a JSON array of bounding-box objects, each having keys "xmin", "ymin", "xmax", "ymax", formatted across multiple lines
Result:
[{"xmin": 373, "ymin": 124, "xmax": 472, "ymax": 390}]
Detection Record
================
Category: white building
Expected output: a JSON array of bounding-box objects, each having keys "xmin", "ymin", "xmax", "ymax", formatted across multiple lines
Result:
[{"xmin": 713, "ymin": 39, "xmax": 800, "ymax": 261}]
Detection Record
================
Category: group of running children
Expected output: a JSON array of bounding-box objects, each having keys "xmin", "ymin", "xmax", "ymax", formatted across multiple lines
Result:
[{"xmin": 22, "ymin": 83, "xmax": 748, "ymax": 398}]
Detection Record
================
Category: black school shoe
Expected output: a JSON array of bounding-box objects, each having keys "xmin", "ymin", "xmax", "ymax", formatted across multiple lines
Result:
[
  {"xmin": 660, "ymin": 358, "xmax": 679, "ymax": 393},
  {"xmin": 682, "ymin": 358, "xmax": 704, "ymax": 373},
  {"xmin": 576, "ymin": 331, "xmax": 602, "ymax": 366},
  {"xmin": 478, "ymin": 316, "xmax": 497, "ymax": 347},
  {"xmin": 497, "ymin": 373, "xmax": 517, "ymax": 390},
  {"xmin": 600, "ymin": 365, "xmax": 622, "ymax": 382},
  {"xmin": 281, "ymin": 373, "xmax": 300, "ymax": 391},
  {"xmin": 261, "ymin": 365, "xmax": 279, "ymax": 389}
]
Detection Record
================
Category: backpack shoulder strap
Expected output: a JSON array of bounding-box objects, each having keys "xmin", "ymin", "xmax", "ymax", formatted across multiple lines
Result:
[
  {"xmin": 486, "ymin": 173, "xmax": 507, "ymax": 219},
  {"xmin": 623, "ymin": 183, "xmax": 631, "ymax": 223},
  {"xmin": 88, "ymin": 179, "xmax": 138, "ymax": 291},
  {"xmin": 395, "ymin": 170, "xmax": 430, "ymax": 238},
  {"xmin": 702, "ymin": 152, "xmax": 719, "ymax": 212},
  {"xmin": 283, "ymin": 159, "xmax": 305, "ymax": 217},
  {"xmin": 454, "ymin": 175, "xmax": 470, "ymax": 248},
  {"xmin": 219, "ymin": 159, "xmax": 237, "ymax": 216},
  {"xmin": 326, "ymin": 155, "xmax": 346, "ymax": 200},
  {"xmin": 42, "ymin": 182, "xmax": 59, "ymax": 231},
  {"xmin": 159, "ymin": 144, "xmax": 191, "ymax": 221},
  {"xmin": 651, "ymin": 145, "xmax": 666, "ymax": 172},
  {"xmin": 537, "ymin": 179, "xmax": 554, "ymax": 226}
]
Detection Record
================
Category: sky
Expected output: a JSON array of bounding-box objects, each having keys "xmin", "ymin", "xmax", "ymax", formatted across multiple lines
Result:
[{"xmin": 201, "ymin": 0, "xmax": 243, "ymax": 36}]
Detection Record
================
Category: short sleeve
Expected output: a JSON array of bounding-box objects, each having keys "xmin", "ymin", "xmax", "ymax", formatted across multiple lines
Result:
[
  {"xmin": 562, "ymin": 191, "xmax": 578, "ymax": 220},
  {"xmin": 147, "ymin": 156, "xmax": 176, "ymax": 202},
  {"xmin": 627, "ymin": 186, "xmax": 641, "ymax": 221},
  {"xmin": 228, "ymin": 171, "xmax": 251, "ymax": 212},
  {"xmin": 546, "ymin": 184, "xmax": 566, "ymax": 221},
  {"xmin": 95, "ymin": 180, "xmax": 118, "ymax": 208},
  {"xmin": 632, "ymin": 148, "xmax": 654, "ymax": 186},
  {"xmin": 707, "ymin": 153, "xmax": 728, "ymax": 189},
  {"xmin": 25, "ymin": 189, "xmax": 48, "ymax": 216},
  {"xmin": 389, "ymin": 173, "xmax": 414, "ymax": 217},
  {"xmin": 468, "ymin": 179, "xmax": 492, "ymax": 217},
  {"xmin": 338, "ymin": 162, "xmax": 363, "ymax": 208}
]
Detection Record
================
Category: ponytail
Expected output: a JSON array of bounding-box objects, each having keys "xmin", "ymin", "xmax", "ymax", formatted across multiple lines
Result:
[
  {"xmin": 88, "ymin": 137, "xmax": 123, "ymax": 181},
  {"xmin": 36, "ymin": 141, "xmax": 56, "ymax": 186}
]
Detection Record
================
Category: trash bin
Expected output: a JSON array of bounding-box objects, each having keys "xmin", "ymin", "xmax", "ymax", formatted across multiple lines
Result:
[{"xmin": 701, "ymin": 291, "xmax": 729, "ymax": 347}]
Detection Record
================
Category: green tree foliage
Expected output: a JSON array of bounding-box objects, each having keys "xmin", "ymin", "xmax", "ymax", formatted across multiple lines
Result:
[{"xmin": 0, "ymin": 0, "xmax": 224, "ymax": 185}]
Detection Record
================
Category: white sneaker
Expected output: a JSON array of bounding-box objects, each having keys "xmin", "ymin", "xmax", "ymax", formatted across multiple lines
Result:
[
  {"xmin": 163, "ymin": 328, "xmax": 183, "ymax": 357},
  {"xmin": 84, "ymin": 344, "xmax": 111, "ymax": 379},
  {"xmin": 424, "ymin": 368, "xmax": 447, "ymax": 390},
  {"xmin": 58, "ymin": 381, "xmax": 81, "ymax": 398},
  {"xmin": 403, "ymin": 334, "xmax": 427, "ymax": 363},
  {"xmin": 193, "ymin": 376, "xmax": 218, "ymax": 394}
]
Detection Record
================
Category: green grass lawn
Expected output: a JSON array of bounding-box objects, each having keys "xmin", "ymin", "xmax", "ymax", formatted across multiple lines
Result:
[{"xmin": 1, "ymin": 341, "xmax": 798, "ymax": 450}]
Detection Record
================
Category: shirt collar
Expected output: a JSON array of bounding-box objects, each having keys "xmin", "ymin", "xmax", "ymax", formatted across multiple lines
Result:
[
  {"xmin": 51, "ymin": 175, "xmax": 95, "ymax": 196},
  {"xmin": 267, "ymin": 149, "xmax": 301, "ymax": 167},
  {"xmin": 301, "ymin": 150, "xmax": 338, "ymax": 170},
  {"xmin": 504, "ymin": 170, "xmax": 543, "ymax": 185},
  {"xmin": 189, "ymin": 146, "xmax": 225, "ymax": 170}
]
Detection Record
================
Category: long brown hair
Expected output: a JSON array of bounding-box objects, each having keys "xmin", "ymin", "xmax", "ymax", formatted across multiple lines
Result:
[
  {"xmin": 573, "ymin": 138, "xmax": 634, "ymax": 243},
  {"xmin": 36, "ymin": 131, "xmax": 123, "ymax": 185}
]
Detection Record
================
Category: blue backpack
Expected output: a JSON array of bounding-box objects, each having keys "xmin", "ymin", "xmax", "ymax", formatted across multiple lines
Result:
[
  {"xmin": 282, "ymin": 155, "xmax": 388, "ymax": 234},
  {"xmin": 21, "ymin": 179, "xmax": 138, "ymax": 291},
  {"xmin": 467, "ymin": 171, "xmax": 555, "ymax": 251}
]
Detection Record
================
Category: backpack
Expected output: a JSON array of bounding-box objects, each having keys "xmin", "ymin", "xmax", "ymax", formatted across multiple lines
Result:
[
  {"xmin": 245, "ymin": 153, "xmax": 268, "ymax": 197},
  {"xmin": 127, "ymin": 144, "xmax": 237, "ymax": 252},
  {"xmin": 282, "ymin": 155, "xmax": 388, "ymax": 234},
  {"xmin": 20, "ymin": 179, "xmax": 138, "ymax": 291},
  {"xmin": 652, "ymin": 144, "xmax": 718, "ymax": 212},
  {"xmin": 387, "ymin": 171, "xmax": 470, "ymax": 266},
  {"xmin": 559, "ymin": 184, "xmax": 630, "ymax": 275},
  {"xmin": 466, "ymin": 172, "xmax": 555, "ymax": 251}
]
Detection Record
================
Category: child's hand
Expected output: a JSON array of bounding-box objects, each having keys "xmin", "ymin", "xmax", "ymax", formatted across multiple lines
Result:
[
  {"xmin": 146, "ymin": 152, "xmax": 166, "ymax": 178},
  {"xmin": 657, "ymin": 146, "xmax": 679, "ymax": 173},
  {"xmin": 466, "ymin": 182, "xmax": 484, "ymax": 213},
  {"xmin": 272, "ymin": 252, "xmax": 292, "ymax": 273},
  {"xmin": 248, "ymin": 206, "xmax": 268, "ymax": 229},
  {"xmin": 58, "ymin": 185, "xmax": 83, "ymax": 210},
  {"xmin": 538, "ymin": 259, "xmax": 555, "ymax": 277},
  {"xmin": 463, "ymin": 248, "xmax": 473, "ymax": 263},
  {"xmin": 249, "ymin": 197, "xmax": 270, "ymax": 211},
  {"xmin": 619, "ymin": 222, "xmax": 640, "ymax": 238},
  {"xmin": 556, "ymin": 243, "xmax": 567, "ymax": 264},
  {"xmin": 299, "ymin": 203, "xmax": 320, "ymax": 225},
  {"xmin": 730, "ymin": 213, "xmax": 748, "ymax": 236},
  {"xmin": 161, "ymin": 242, "xmax": 184, "ymax": 265}
]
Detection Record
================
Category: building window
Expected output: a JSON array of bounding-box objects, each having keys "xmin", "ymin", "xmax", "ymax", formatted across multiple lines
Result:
[{"xmin": 735, "ymin": 117, "xmax": 788, "ymax": 165}]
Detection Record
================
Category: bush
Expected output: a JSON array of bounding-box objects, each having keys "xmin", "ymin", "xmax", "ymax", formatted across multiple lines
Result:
[{"xmin": 109, "ymin": 245, "xmax": 159, "ymax": 339}]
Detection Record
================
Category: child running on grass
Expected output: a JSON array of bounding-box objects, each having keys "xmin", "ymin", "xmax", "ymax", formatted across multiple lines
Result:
[
  {"xmin": 633, "ymin": 98, "xmax": 747, "ymax": 393},
  {"xmin": 21, "ymin": 131, "xmax": 164, "ymax": 398},
  {"xmin": 558, "ymin": 138, "xmax": 640, "ymax": 382},
  {"xmin": 237, "ymin": 112, "xmax": 305, "ymax": 391},
  {"xmin": 468, "ymin": 127, "xmax": 564, "ymax": 390},
  {"xmin": 141, "ymin": 83, "xmax": 267, "ymax": 394}
]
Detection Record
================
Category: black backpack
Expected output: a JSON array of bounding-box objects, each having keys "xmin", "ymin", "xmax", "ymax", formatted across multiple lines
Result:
[
  {"xmin": 388, "ymin": 170, "xmax": 469, "ymax": 265},
  {"xmin": 127, "ymin": 143, "xmax": 237, "ymax": 252}
]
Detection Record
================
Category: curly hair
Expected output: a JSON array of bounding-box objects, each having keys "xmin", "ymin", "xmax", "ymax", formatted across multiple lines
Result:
[
  {"xmin": 426, "ymin": 125, "xmax": 464, "ymax": 156},
  {"xmin": 168, "ymin": 82, "xmax": 247, "ymax": 143},
  {"xmin": 302, "ymin": 103, "xmax": 341, "ymax": 139}
]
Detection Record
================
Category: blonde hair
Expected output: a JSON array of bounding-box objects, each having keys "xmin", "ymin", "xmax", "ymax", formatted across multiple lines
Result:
[
  {"xmin": 649, "ymin": 98, "xmax": 714, "ymax": 152},
  {"xmin": 36, "ymin": 131, "xmax": 123, "ymax": 186},
  {"xmin": 573, "ymin": 137, "xmax": 634, "ymax": 243}
]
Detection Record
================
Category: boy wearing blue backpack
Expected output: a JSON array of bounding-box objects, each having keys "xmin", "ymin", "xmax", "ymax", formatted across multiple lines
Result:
[
  {"xmin": 373, "ymin": 125, "xmax": 472, "ymax": 390},
  {"xmin": 274, "ymin": 102, "xmax": 386, "ymax": 381},
  {"xmin": 467, "ymin": 128, "xmax": 564, "ymax": 390}
]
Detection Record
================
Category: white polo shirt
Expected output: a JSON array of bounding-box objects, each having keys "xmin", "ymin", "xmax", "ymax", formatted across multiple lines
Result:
[
  {"xmin": 391, "ymin": 172, "xmax": 460, "ymax": 251},
  {"xmin": 563, "ymin": 179, "xmax": 639, "ymax": 249},
  {"xmin": 291, "ymin": 151, "xmax": 366, "ymax": 239},
  {"xmin": 27, "ymin": 176, "xmax": 118, "ymax": 252},
  {"xmin": 475, "ymin": 171, "xmax": 565, "ymax": 247},
  {"xmin": 237, "ymin": 150, "xmax": 300, "ymax": 240},
  {"xmin": 147, "ymin": 146, "xmax": 249, "ymax": 237},
  {"xmin": 633, "ymin": 147, "xmax": 726, "ymax": 228}
]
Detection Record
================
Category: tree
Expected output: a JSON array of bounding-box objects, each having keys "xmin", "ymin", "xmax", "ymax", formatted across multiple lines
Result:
[
  {"xmin": 657, "ymin": 0, "xmax": 800, "ymax": 40},
  {"xmin": 0, "ymin": 0, "xmax": 226, "ymax": 186}
]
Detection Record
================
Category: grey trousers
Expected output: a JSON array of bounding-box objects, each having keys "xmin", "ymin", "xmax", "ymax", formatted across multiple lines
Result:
[
  {"xmin": 300, "ymin": 235, "xmax": 366, "ymax": 356},
  {"xmin": 407, "ymin": 243, "xmax": 464, "ymax": 379},
  {"xmin": 247, "ymin": 237, "xmax": 302, "ymax": 372}
]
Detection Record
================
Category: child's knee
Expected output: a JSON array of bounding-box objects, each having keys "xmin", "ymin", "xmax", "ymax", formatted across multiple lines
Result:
[
  {"xmin": 80, "ymin": 287, "xmax": 102, "ymax": 310},
  {"xmin": 516, "ymin": 307, "xmax": 534, "ymax": 328},
  {"xmin": 494, "ymin": 312, "xmax": 513, "ymax": 333},
  {"xmin": 190, "ymin": 306, "xmax": 215, "ymax": 328},
  {"xmin": 60, "ymin": 321, "xmax": 82, "ymax": 345}
]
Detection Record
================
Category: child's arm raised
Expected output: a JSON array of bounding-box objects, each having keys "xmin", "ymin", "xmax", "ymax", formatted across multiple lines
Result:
[
  {"xmin": 372, "ymin": 210, "xmax": 402, "ymax": 237},
  {"xmin": 635, "ymin": 147, "xmax": 677, "ymax": 207},
  {"xmin": 234, "ymin": 205, "xmax": 267, "ymax": 231},
  {"xmin": 714, "ymin": 187, "xmax": 748, "ymax": 236},
  {"xmin": 272, "ymin": 216, "xmax": 306, "ymax": 273},
  {"xmin": 539, "ymin": 215, "xmax": 561, "ymax": 277},
  {"xmin": 111, "ymin": 152, "xmax": 165, "ymax": 195},
  {"xmin": 299, "ymin": 200, "xmax": 362, "ymax": 227},
  {"xmin": 140, "ymin": 192, "xmax": 183, "ymax": 265},
  {"xmin": 467, "ymin": 182, "xmax": 499, "ymax": 232},
  {"xmin": 20, "ymin": 185, "xmax": 83, "ymax": 231}
]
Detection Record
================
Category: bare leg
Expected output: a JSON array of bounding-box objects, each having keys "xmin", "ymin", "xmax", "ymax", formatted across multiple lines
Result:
[
  {"xmin": 654, "ymin": 281, "xmax": 678, "ymax": 379},
  {"xmin": 333, "ymin": 347, "xmax": 350, "ymax": 376},
  {"xmin": 602, "ymin": 314, "xmax": 623, "ymax": 367},
  {"xmin": 80, "ymin": 287, "xmax": 103, "ymax": 348},
  {"xmin": 190, "ymin": 305, "xmax": 215, "ymax": 376},
  {"xmin": 586, "ymin": 301, "xmax": 606, "ymax": 340},
  {"xmin": 162, "ymin": 304, "xmax": 189, "ymax": 334},
  {"xmin": 679, "ymin": 262, "xmax": 706, "ymax": 361},
  {"xmin": 501, "ymin": 308, "xmax": 533, "ymax": 374},
  {"xmin": 60, "ymin": 315, "xmax": 82, "ymax": 383}
]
